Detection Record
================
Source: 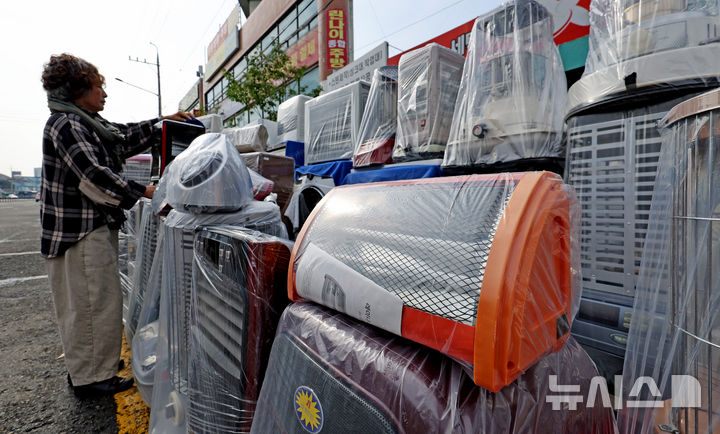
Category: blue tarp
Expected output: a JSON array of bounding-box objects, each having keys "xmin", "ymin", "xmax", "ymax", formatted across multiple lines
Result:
[
  {"xmin": 343, "ymin": 164, "xmax": 443, "ymax": 185},
  {"xmin": 295, "ymin": 160, "xmax": 354, "ymax": 186}
]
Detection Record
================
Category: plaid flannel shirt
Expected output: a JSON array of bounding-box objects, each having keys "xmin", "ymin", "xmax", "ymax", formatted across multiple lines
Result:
[{"xmin": 41, "ymin": 111, "xmax": 161, "ymax": 258}]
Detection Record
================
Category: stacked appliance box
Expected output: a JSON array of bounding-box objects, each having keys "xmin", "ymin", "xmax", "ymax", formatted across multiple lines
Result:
[
  {"xmin": 222, "ymin": 124, "xmax": 269, "ymax": 153},
  {"xmin": 122, "ymin": 153, "xmax": 153, "ymax": 184},
  {"xmin": 353, "ymin": 66, "xmax": 399, "ymax": 167},
  {"xmin": 277, "ymin": 95, "xmax": 311, "ymax": 144},
  {"xmin": 148, "ymin": 134, "xmax": 288, "ymax": 433},
  {"xmin": 564, "ymin": 0, "xmax": 719, "ymax": 364},
  {"xmin": 304, "ymin": 80, "xmax": 370, "ymax": 165},
  {"xmin": 443, "ymin": 0, "xmax": 567, "ymax": 173},
  {"xmin": 288, "ymin": 172, "xmax": 581, "ymax": 392},
  {"xmin": 250, "ymin": 302, "xmax": 616, "ymax": 433},
  {"xmin": 393, "ymin": 43, "xmax": 465, "ymax": 162},
  {"xmin": 188, "ymin": 226, "xmax": 291, "ymax": 433},
  {"xmin": 618, "ymin": 89, "xmax": 720, "ymax": 434}
]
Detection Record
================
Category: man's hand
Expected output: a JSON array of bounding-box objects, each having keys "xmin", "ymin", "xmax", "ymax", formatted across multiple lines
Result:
[
  {"xmin": 143, "ymin": 185, "xmax": 156, "ymax": 199},
  {"xmin": 162, "ymin": 111, "xmax": 193, "ymax": 122}
]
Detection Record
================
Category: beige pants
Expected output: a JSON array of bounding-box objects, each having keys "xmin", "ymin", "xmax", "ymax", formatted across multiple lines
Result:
[{"xmin": 46, "ymin": 225, "xmax": 122, "ymax": 386}]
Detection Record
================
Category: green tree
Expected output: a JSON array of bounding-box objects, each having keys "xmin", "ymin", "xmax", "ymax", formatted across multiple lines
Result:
[{"xmin": 225, "ymin": 42, "xmax": 319, "ymax": 122}]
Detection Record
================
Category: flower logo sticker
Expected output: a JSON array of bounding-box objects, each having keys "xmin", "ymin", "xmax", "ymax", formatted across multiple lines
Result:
[{"xmin": 295, "ymin": 385, "xmax": 323, "ymax": 432}]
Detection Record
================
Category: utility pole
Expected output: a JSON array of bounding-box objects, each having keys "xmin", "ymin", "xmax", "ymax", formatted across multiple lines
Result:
[{"xmin": 128, "ymin": 42, "xmax": 162, "ymax": 117}]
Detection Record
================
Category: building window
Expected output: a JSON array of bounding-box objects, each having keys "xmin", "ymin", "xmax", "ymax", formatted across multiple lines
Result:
[{"xmin": 300, "ymin": 67, "xmax": 319, "ymax": 96}]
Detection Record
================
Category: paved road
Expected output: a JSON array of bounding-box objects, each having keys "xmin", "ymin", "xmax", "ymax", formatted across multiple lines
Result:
[{"xmin": 0, "ymin": 200, "xmax": 149, "ymax": 433}]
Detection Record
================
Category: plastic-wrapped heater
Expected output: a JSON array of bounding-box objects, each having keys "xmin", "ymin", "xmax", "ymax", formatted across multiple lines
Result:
[
  {"xmin": 304, "ymin": 81, "xmax": 370, "ymax": 165},
  {"xmin": 443, "ymin": 0, "xmax": 567, "ymax": 169},
  {"xmin": 618, "ymin": 89, "xmax": 720, "ymax": 434},
  {"xmin": 288, "ymin": 172, "xmax": 580, "ymax": 391},
  {"xmin": 393, "ymin": 43, "xmax": 464, "ymax": 162}
]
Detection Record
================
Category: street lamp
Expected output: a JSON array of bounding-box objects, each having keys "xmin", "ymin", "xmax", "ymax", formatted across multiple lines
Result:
[{"xmin": 127, "ymin": 42, "xmax": 162, "ymax": 117}]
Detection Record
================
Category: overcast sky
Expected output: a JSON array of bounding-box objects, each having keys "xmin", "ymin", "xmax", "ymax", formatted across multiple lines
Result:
[{"xmin": 0, "ymin": 0, "xmax": 501, "ymax": 177}]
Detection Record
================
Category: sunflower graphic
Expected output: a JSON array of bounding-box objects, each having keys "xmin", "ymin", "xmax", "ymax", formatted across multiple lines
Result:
[{"xmin": 294, "ymin": 386, "xmax": 323, "ymax": 432}]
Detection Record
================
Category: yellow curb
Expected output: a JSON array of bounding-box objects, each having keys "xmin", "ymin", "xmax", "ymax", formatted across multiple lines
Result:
[{"xmin": 115, "ymin": 332, "xmax": 150, "ymax": 433}]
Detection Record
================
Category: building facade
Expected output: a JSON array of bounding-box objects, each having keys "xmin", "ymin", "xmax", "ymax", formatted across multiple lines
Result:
[{"xmin": 193, "ymin": 0, "xmax": 353, "ymax": 127}]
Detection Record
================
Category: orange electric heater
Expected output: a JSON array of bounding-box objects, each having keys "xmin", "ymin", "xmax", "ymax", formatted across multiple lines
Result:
[{"xmin": 288, "ymin": 172, "xmax": 577, "ymax": 391}]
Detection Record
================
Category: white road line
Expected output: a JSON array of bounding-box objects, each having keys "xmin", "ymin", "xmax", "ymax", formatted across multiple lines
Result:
[
  {"xmin": 0, "ymin": 251, "xmax": 41, "ymax": 257},
  {"xmin": 0, "ymin": 238, "xmax": 38, "ymax": 244},
  {"xmin": 0, "ymin": 275, "xmax": 48, "ymax": 288}
]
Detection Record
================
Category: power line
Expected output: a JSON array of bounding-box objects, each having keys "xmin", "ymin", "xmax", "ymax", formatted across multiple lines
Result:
[{"xmin": 355, "ymin": 0, "xmax": 468, "ymax": 54}]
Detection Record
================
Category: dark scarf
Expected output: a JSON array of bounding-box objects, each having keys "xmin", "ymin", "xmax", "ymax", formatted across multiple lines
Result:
[{"xmin": 48, "ymin": 98, "xmax": 126, "ymax": 169}]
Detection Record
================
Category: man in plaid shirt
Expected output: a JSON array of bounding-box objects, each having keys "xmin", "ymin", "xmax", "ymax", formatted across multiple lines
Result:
[{"xmin": 41, "ymin": 53, "xmax": 191, "ymax": 398}]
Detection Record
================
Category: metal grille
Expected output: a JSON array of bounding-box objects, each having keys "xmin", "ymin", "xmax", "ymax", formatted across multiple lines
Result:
[
  {"xmin": 566, "ymin": 102, "xmax": 675, "ymax": 301},
  {"xmin": 188, "ymin": 233, "xmax": 249, "ymax": 433},
  {"xmin": 167, "ymin": 224, "xmax": 196, "ymax": 396},
  {"xmin": 122, "ymin": 158, "xmax": 152, "ymax": 184},
  {"xmin": 302, "ymin": 181, "xmax": 516, "ymax": 325},
  {"xmin": 669, "ymin": 110, "xmax": 719, "ymax": 433},
  {"xmin": 125, "ymin": 203, "xmax": 160, "ymax": 340},
  {"xmin": 252, "ymin": 334, "xmax": 399, "ymax": 434}
]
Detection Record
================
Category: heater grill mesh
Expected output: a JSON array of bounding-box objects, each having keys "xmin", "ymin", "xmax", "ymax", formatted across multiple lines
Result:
[{"xmin": 301, "ymin": 182, "xmax": 515, "ymax": 325}]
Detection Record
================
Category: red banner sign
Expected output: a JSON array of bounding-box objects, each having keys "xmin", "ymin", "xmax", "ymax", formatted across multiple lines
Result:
[
  {"xmin": 288, "ymin": 27, "xmax": 319, "ymax": 69},
  {"xmin": 326, "ymin": 9, "xmax": 348, "ymax": 70}
]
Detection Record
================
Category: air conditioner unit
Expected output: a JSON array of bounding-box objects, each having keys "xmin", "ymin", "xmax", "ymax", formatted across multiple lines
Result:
[
  {"xmin": 304, "ymin": 81, "xmax": 370, "ymax": 165},
  {"xmin": 277, "ymin": 95, "xmax": 312, "ymax": 143},
  {"xmin": 393, "ymin": 43, "xmax": 465, "ymax": 162},
  {"xmin": 619, "ymin": 88, "xmax": 720, "ymax": 434},
  {"xmin": 353, "ymin": 66, "xmax": 399, "ymax": 167},
  {"xmin": 250, "ymin": 302, "xmax": 616, "ymax": 433},
  {"xmin": 187, "ymin": 226, "xmax": 291, "ymax": 433},
  {"xmin": 288, "ymin": 172, "xmax": 579, "ymax": 391},
  {"xmin": 151, "ymin": 119, "xmax": 205, "ymax": 179},
  {"xmin": 444, "ymin": 0, "xmax": 566, "ymax": 169}
]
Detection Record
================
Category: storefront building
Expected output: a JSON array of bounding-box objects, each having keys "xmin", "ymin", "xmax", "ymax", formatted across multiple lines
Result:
[{"xmin": 200, "ymin": 0, "xmax": 353, "ymax": 127}]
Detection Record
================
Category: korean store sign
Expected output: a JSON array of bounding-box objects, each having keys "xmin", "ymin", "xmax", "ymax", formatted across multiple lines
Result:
[
  {"xmin": 288, "ymin": 28, "xmax": 319, "ymax": 69},
  {"xmin": 206, "ymin": 5, "xmax": 240, "ymax": 76},
  {"xmin": 321, "ymin": 42, "xmax": 388, "ymax": 92},
  {"xmin": 326, "ymin": 9, "xmax": 347, "ymax": 70}
]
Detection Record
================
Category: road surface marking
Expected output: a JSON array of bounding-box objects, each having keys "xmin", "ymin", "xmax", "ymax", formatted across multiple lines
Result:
[
  {"xmin": 0, "ymin": 275, "xmax": 48, "ymax": 288},
  {"xmin": 0, "ymin": 251, "xmax": 41, "ymax": 257}
]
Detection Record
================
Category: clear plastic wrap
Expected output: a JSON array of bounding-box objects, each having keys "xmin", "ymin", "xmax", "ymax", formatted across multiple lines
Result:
[
  {"xmin": 565, "ymin": 90, "xmax": 710, "ymax": 311},
  {"xmin": 248, "ymin": 119, "xmax": 279, "ymax": 150},
  {"xmin": 617, "ymin": 89, "xmax": 720, "ymax": 434},
  {"xmin": 393, "ymin": 43, "xmax": 465, "ymax": 162},
  {"xmin": 288, "ymin": 172, "xmax": 581, "ymax": 392},
  {"xmin": 443, "ymin": 0, "xmax": 567, "ymax": 169},
  {"xmin": 196, "ymin": 114, "xmax": 223, "ymax": 133},
  {"xmin": 250, "ymin": 302, "xmax": 616, "ymax": 433},
  {"xmin": 163, "ymin": 133, "xmax": 254, "ymax": 214},
  {"xmin": 248, "ymin": 169, "xmax": 274, "ymax": 201},
  {"xmin": 120, "ymin": 200, "xmax": 142, "ymax": 324},
  {"xmin": 122, "ymin": 153, "xmax": 153, "ymax": 184},
  {"xmin": 222, "ymin": 124, "xmax": 269, "ymax": 153},
  {"xmin": 124, "ymin": 198, "xmax": 159, "ymax": 344},
  {"xmin": 277, "ymin": 95, "xmax": 312, "ymax": 143},
  {"xmin": 353, "ymin": 66, "xmax": 399, "ymax": 167},
  {"xmin": 149, "ymin": 204, "xmax": 287, "ymax": 433},
  {"xmin": 131, "ymin": 222, "xmax": 165, "ymax": 406},
  {"xmin": 569, "ymin": 0, "xmax": 720, "ymax": 111},
  {"xmin": 187, "ymin": 226, "xmax": 292, "ymax": 432},
  {"xmin": 304, "ymin": 81, "xmax": 370, "ymax": 165}
]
